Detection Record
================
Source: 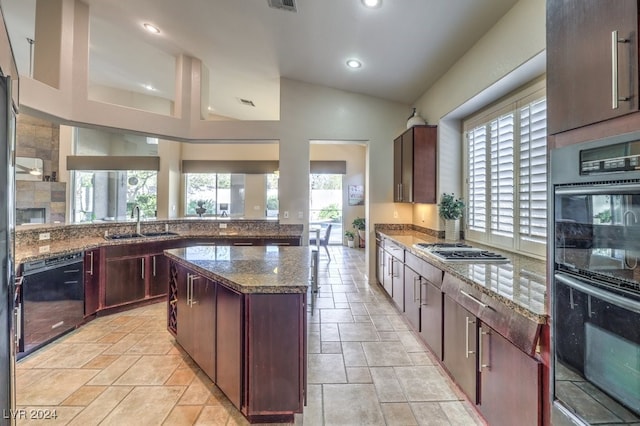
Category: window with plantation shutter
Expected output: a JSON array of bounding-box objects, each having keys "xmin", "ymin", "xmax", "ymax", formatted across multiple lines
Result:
[
  {"xmin": 467, "ymin": 126, "xmax": 487, "ymax": 232},
  {"xmin": 519, "ymin": 98, "xmax": 547, "ymax": 246},
  {"xmin": 464, "ymin": 82, "xmax": 546, "ymax": 258}
]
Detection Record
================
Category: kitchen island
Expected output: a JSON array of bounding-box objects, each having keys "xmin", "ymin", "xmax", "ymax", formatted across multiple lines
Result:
[{"xmin": 164, "ymin": 245, "xmax": 309, "ymax": 424}]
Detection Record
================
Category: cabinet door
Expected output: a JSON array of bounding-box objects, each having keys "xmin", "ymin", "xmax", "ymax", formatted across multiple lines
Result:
[
  {"xmin": 411, "ymin": 126, "xmax": 437, "ymax": 203},
  {"xmin": 419, "ymin": 280, "xmax": 443, "ymax": 360},
  {"xmin": 149, "ymin": 254, "xmax": 170, "ymax": 297},
  {"xmin": 191, "ymin": 276, "xmax": 216, "ymax": 380},
  {"xmin": 216, "ymin": 284, "xmax": 243, "ymax": 409},
  {"xmin": 403, "ymin": 266, "xmax": 420, "ymax": 330},
  {"xmin": 104, "ymin": 257, "xmax": 146, "ymax": 306},
  {"xmin": 547, "ymin": 0, "xmax": 638, "ymax": 135},
  {"xmin": 381, "ymin": 250, "xmax": 393, "ymax": 297},
  {"xmin": 401, "ymin": 129, "xmax": 415, "ymax": 202},
  {"xmin": 376, "ymin": 243, "xmax": 385, "ymax": 286},
  {"xmin": 391, "ymin": 257, "xmax": 404, "ymax": 311},
  {"xmin": 175, "ymin": 264, "xmax": 193, "ymax": 354},
  {"xmin": 84, "ymin": 249, "xmax": 100, "ymax": 316},
  {"xmin": 443, "ymin": 295, "xmax": 477, "ymax": 402},
  {"xmin": 478, "ymin": 323, "xmax": 541, "ymax": 426},
  {"xmin": 393, "ymin": 136, "xmax": 403, "ymax": 202}
]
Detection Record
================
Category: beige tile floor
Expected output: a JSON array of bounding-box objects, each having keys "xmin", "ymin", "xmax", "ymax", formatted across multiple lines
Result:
[{"xmin": 16, "ymin": 246, "xmax": 485, "ymax": 425}]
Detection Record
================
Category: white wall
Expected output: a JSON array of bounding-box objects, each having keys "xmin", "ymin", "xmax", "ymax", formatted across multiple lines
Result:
[
  {"xmin": 10, "ymin": 0, "xmax": 547, "ymax": 281},
  {"xmin": 412, "ymin": 0, "xmax": 546, "ymax": 231}
]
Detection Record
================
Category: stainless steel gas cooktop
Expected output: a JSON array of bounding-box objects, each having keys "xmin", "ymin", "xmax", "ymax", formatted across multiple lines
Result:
[{"xmin": 412, "ymin": 242, "xmax": 509, "ymax": 263}]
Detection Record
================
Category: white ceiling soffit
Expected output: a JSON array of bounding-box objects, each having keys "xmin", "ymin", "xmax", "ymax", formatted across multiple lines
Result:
[{"xmin": 2, "ymin": 0, "xmax": 519, "ymax": 121}]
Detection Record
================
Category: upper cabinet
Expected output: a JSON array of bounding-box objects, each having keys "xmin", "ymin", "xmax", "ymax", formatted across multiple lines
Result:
[
  {"xmin": 393, "ymin": 125, "xmax": 437, "ymax": 203},
  {"xmin": 547, "ymin": 0, "xmax": 638, "ymax": 135}
]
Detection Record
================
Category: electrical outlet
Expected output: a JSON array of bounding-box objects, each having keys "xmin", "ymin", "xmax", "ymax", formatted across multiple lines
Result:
[
  {"xmin": 38, "ymin": 245, "xmax": 50, "ymax": 254},
  {"xmin": 393, "ymin": 210, "xmax": 398, "ymax": 219},
  {"xmin": 39, "ymin": 232, "xmax": 50, "ymax": 241},
  {"xmin": 219, "ymin": 223, "xmax": 227, "ymax": 229},
  {"xmin": 283, "ymin": 211, "xmax": 289, "ymax": 219}
]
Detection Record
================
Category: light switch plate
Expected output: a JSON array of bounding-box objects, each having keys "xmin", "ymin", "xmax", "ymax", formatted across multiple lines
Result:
[{"xmin": 219, "ymin": 223, "xmax": 227, "ymax": 229}]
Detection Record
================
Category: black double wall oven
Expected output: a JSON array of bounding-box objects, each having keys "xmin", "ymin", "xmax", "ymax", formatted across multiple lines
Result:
[{"xmin": 551, "ymin": 134, "xmax": 640, "ymax": 425}]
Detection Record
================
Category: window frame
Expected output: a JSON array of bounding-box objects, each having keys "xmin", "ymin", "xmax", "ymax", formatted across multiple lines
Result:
[{"xmin": 463, "ymin": 81, "xmax": 546, "ymax": 258}]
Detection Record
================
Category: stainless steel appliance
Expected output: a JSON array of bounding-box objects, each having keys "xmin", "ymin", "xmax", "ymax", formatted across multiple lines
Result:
[
  {"xmin": 19, "ymin": 252, "xmax": 84, "ymax": 356},
  {"xmin": 412, "ymin": 242, "xmax": 509, "ymax": 263},
  {"xmin": 551, "ymin": 134, "xmax": 640, "ymax": 425},
  {"xmin": 0, "ymin": 73, "xmax": 17, "ymax": 420}
]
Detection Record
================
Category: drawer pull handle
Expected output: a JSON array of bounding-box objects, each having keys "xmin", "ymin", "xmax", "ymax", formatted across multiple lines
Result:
[{"xmin": 460, "ymin": 290, "xmax": 488, "ymax": 308}]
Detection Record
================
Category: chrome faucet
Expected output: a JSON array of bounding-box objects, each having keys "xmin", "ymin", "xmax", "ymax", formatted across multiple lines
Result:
[{"xmin": 131, "ymin": 205, "xmax": 141, "ymax": 235}]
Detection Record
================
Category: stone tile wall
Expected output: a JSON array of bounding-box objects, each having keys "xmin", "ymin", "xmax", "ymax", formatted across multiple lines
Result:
[{"xmin": 15, "ymin": 114, "xmax": 66, "ymax": 223}]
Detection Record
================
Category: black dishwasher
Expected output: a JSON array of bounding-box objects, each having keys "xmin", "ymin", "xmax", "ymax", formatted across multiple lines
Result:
[{"xmin": 19, "ymin": 251, "xmax": 85, "ymax": 356}]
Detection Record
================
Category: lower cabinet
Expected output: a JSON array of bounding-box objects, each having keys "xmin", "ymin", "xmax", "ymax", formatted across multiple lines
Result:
[
  {"xmin": 419, "ymin": 278, "xmax": 443, "ymax": 360},
  {"xmin": 443, "ymin": 295, "xmax": 478, "ymax": 403},
  {"xmin": 168, "ymin": 260, "xmax": 306, "ymax": 423},
  {"xmin": 216, "ymin": 284, "xmax": 243, "ymax": 408},
  {"xmin": 105, "ymin": 256, "xmax": 146, "ymax": 306},
  {"xmin": 84, "ymin": 248, "xmax": 100, "ymax": 317},
  {"xmin": 478, "ymin": 322, "xmax": 541, "ymax": 426},
  {"xmin": 175, "ymin": 263, "xmax": 216, "ymax": 380},
  {"xmin": 403, "ymin": 266, "xmax": 421, "ymax": 330},
  {"xmin": 149, "ymin": 253, "xmax": 170, "ymax": 297},
  {"xmin": 391, "ymin": 257, "xmax": 404, "ymax": 311}
]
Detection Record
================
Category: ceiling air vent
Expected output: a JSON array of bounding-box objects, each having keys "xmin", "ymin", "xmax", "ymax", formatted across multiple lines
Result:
[
  {"xmin": 239, "ymin": 98, "xmax": 256, "ymax": 107},
  {"xmin": 268, "ymin": 0, "xmax": 297, "ymax": 12}
]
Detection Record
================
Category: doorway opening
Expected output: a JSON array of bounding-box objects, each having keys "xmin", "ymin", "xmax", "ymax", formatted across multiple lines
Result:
[{"xmin": 309, "ymin": 173, "xmax": 343, "ymax": 245}]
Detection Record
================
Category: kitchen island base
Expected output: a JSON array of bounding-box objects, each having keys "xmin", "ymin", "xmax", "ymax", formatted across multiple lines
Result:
[{"xmin": 165, "ymin": 246, "xmax": 308, "ymax": 424}]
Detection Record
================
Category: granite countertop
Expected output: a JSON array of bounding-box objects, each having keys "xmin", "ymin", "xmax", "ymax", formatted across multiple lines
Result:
[
  {"xmin": 377, "ymin": 230, "xmax": 547, "ymax": 323},
  {"xmin": 16, "ymin": 230, "xmax": 301, "ymax": 265},
  {"xmin": 164, "ymin": 246, "xmax": 310, "ymax": 294}
]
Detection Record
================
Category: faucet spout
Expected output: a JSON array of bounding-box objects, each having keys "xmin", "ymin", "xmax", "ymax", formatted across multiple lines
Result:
[{"xmin": 132, "ymin": 205, "xmax": 141, "ymax": 235}]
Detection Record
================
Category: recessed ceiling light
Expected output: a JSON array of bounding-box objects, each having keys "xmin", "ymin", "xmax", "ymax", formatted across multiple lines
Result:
[
  {"xmin": 346, "ymin": 59, "xmax": 362, "ymax": 69},
  {"xmin": 361, "ymin": 0, "xmax": 382, "ymax": 8},
  {"xmin": 143, "ymin": 23, "xmax": 160, "ymax": 34}
]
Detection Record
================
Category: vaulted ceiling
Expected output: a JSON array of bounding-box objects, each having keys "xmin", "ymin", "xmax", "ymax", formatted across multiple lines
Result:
[{"xmin": 2, "ymin": 0, "xmax": 519, "ymax": 120}]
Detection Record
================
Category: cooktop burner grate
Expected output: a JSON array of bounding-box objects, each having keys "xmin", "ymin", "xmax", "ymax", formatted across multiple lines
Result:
[{"xmin": 412, "ymin": 242, "xmax": 510, "ymax": 263}]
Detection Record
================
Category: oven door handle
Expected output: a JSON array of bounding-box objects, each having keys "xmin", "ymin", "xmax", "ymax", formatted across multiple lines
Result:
[
  {"xmin": 555, "ymin": 272, "xmax": 640, "ymax": 314},
  {"xmin": 555, "ymin": 183, "xmax": 640, "ymax": 196}
]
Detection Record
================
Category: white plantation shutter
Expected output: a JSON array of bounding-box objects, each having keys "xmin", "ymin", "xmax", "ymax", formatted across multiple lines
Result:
[
  {"xmin": 467, "ymin": 126, "xmax": 487, "ymax": 232},
  {"xmin": 490, "ymin": 114, "xmax": 515, "ymax": 237},
  {"xmin": 519, "ymin": 98, "xmax": 547, "ymax": 245},
  {"xmin": 463, "ymin": 82, "xmax": 546, "ymax": 257}
]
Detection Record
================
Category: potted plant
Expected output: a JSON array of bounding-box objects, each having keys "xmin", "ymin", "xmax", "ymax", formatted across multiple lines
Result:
[
  {"xmin": 344, "ymin": 230, "xmax": 356, "ymax": 248},
  {"xmin": 438, "ymin": 193, "xmax": 465, "ymax": 241},
  {"xmin": 352, "ymin": 217, "xmax": 366, "ymax": 247}
]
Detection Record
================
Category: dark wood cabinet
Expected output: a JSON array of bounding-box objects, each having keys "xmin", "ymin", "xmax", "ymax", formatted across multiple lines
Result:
[
  {"xmin": 216, "ymin": 283, "xmax": 243, "ymax": 408},
  {"xmin": 174, "ymin": 263, "xmax": 217, "ymax": 379},
  {"xmin": 403, "ymin": 266, "xmax": 421, "ymax": 330},
  {"xmin": 390, "ymin": 256, "xmax": 404, "ymax": 311},
  {"xmin": 84, "ymin": 248, "xmax": 100, "ymax": 316},
  {"xmin": 168, "ymin": 259, "xmax": 305, "ymax": 423},
  {"xmin": 149, "ymin": 253, "xmax": 170, "ymax": 297},
  {"xmin": 393, "ymin": 125, "xmax": 437, "ymax": 203},
  {"xmin": 376, "ymin": 240, "xmax": 385, "ymax": 287},
  {"xmin": 403, "ymin": 251, "xmax": 444, "ymax": 360},
  {"xmin": 443, "ymin": 295, "xmax": 478, "ymax": 403},
  {"xmin": 419, "ymin": 278, "xmax": 443, "ymax": 360},
  {"xmin": 104, "ymin": 256, "xmax": 146, "ymax": 307},
  {"xmin": 478, "ymin": 323, "xmax": 542, "ymax": 426},
  {"xmin": 547, "ymin": 0, "xmax": 638, "ymax": 135}
]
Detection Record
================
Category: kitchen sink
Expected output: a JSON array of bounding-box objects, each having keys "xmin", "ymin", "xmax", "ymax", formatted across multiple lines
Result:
[
  {"xmin": 105, "ymin": 233, "xmax": 145, "ymax": 240},
  {"xmin": 104, "ymin": 231, "xmax": 178, "ymax": 240},
  {"xmin": 143, "ymin": 231, "xmax": 179, "ymax": 237}
]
